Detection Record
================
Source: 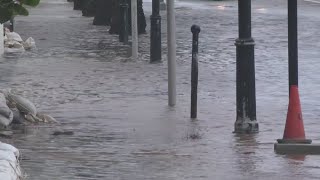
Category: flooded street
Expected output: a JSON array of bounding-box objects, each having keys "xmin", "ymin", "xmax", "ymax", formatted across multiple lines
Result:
[{"xmin": 1, "ymin": 0, "xmax": 320, "ymax": 179}]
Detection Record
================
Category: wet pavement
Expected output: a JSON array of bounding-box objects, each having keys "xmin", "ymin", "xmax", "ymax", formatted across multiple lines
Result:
[{"xmin": 1, "ymin": 0, "xmax": 320, "ymax": 179}]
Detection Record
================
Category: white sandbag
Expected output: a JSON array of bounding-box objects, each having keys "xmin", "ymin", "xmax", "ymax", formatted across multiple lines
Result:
[
  {"xmin": 12, "ymin": 42, "xmax": 23, "ymax": 49},
  {"xmin": 12, "ymin": 109, "xmax": 26, "ymax": 125},
  {"xmin": 5, "ymin": 32, "xmax": 23, "ymax": 43},
  {"xmin": 5, "ymin": 40, "xmax": 23, "ymax": 48},
  {"xmin": 0, "ymin": 142, "xmax": 19, "ymax": 158},
  {"xmin": 0, "ymin": 150, "xmax": 16, "ymax": 162},
  {"xmin": 0, "ymin": 93, "xmax": 12, "ymax": 117},
  {"xmin": 0, "ymin": 93, "xmax": 13, "ymax": 127},
  {"xmin": 0, "ymin": 161, "xmax": 21, "ymax": 180},
  {"xmin": 4, "ymin": 46, "xmax": 25, "ymax": 54},
  {"xmin": 37, "ymin": 112, "xmax": 59, "ymax": 123},
  {"xmin": 0, "ymin": 89, "xmax": 12, "ymax": 100},
  {"xmin": 0, "ymin": 142, "xmax": 22, "ymax": 180},
  {"xmin": 22, "ymin": 37, "xmax": 36, "ymax": 50},
  {"xmin": 0, "ymin": 114, "xmax": 13, "ymax": 128},
  {"xmin": 7, "ymin": 92, "xmax": 37, "ymax": 115}
]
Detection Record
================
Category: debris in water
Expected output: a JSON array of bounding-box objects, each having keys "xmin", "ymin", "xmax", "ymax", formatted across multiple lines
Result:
[{"xmin": 52, "ymin": 130, "xmax": 74, "ymax": 136}]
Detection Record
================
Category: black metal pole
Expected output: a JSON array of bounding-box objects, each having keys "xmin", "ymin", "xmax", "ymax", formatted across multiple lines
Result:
[
  {"xmin": 123, "ymin": 1, "xmax": 129, "ymax": 44},
  {"xmin": 234, "ymin": 0, "xmax": 258, "ymax": 133},
  {"xmin": 119, "ymin": 0, "xmax": 124, "ymax": 41},
  {"xmin": 288, "ymin": 0, "xmax": 298, "ymax": 92},
  {"xmin": 150, "ymin": 0, "xmax": 162, "ymax": 63},
  {"xmin": 137, "ymin": 0, "xmax": 147, "ymax": 34},
  {"xmin": 275, "ymin": 0, "xmax": 313, "ymax": 145},
  {"xmin": 93, "ymin": 0, "xmax": 112, "ymax": 26},
  {"xmin": 119, "ymin": 0, "xmax": 129, "ymax": 43},
  {"xmin": 191, "ymin": 25, "xmax": 200, "ymax": 119}
]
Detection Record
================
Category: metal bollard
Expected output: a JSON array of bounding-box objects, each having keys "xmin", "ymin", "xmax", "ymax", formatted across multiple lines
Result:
[
  {"xmin": 190, "ymin": 25, "xmax": 200, "ymax": 119},
  {"xmin": 150, "ymin": 0, "xmax": 162, "ymax": 63},
  {"xmin": 119, "ymin": 0, "xmax": 129, "ymax": 44}
]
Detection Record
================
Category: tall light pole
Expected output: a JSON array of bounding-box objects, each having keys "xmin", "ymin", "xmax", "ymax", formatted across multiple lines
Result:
[
  {"xmin": 234, "ymin": 0, "xmax": 259, "ymax": 133},
  {"xmin": 167, "ymin": 0, "xmax": 176, "ymax": 106}
]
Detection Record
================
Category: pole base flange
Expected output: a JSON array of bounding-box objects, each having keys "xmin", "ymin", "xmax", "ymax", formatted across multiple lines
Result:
[
  {"xmin": 274, "ymin": 143, "xmax": 320, "ymax": 155},
  {"xmin": 234, "ymin": 120, "xmax": 259, "ymax": 134}
]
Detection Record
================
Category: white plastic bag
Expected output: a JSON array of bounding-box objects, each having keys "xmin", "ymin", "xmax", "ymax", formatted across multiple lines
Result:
[{"xmin": 22, "ymin": 37, "xmax": 36, "ymax": 50}]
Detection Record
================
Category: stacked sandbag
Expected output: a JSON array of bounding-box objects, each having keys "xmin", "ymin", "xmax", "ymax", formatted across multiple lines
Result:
[
  {"xmin": 0, "ymin": 93, "xmax": 13, "ymax": 129},
  {"xmin": 3, "ymin": 28, "xmax": 36, "ymax": 53},
  {"xmin": 4, "ymin": 28, "xmax": 25, "ymax": 53},
  {"xmin": 1, "ymin": 90, "xmax": 58, "ymax": 124},
  {"xmin": 22, "ymin": 37, "xmax": 36, "ymax": 51}
]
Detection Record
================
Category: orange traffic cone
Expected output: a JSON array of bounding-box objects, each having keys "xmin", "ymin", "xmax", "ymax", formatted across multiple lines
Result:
[{"xmin": 277, "ymin": 85, "xmax": 312, "ymax": 144}]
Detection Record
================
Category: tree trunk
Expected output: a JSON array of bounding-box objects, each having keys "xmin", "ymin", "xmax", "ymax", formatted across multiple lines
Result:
[
  {"xmin": 82, "ymin": 0, "xmax": 97, "ymax": 17},
  {"xmin": 74, "ymin": 0, "xmax": 85, "ymax": 10},
  {"xmin": 109, "ymin": 0, "xmax": 146, "ymax": 35},
  {"xmin": 127, "ymin": 0, "xmax": 147, "ymax": 34},
  {"xmin": 137, "ymin": 0, "xmax": 147, "ymax": 34},
  {"xmin": 109, "ymin": 0, "xmax": 120, "ymax": 34},
  {"xmin": 93, "ymin": 0, "xmax": 112, "ymax": 26}
]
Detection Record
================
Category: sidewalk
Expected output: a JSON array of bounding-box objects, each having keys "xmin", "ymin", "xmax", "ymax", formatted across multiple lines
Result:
[{"xmin": 2, "ymin": 0, "xmax": 320, "ymax": 179}]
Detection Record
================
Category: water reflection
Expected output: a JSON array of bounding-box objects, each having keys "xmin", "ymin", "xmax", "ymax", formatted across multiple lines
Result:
[
  {"xmin": 286, "ymin": 155, "xmax": 307, "ymax": 161},
  {"xmin": 186, "ymin": 119, "xmax": 202, "ymax": 140},
  {"xmin": 1, "ymin": 0, "xmax": 320, "ymax": 179},
  {"xmin": 233, "ymin": 134, "xmax": 259, "ymax": 176}
]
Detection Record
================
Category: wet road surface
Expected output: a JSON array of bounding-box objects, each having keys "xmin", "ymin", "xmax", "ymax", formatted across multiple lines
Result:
[{"xmin": 1, "ymin": 0, "xmax": 320, "ymax": 179}]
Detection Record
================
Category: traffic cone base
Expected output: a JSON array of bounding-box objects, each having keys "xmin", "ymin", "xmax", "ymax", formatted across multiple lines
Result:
[
  {"xmin": 277, "ymin": 138, "xmax": 311, "ymax": 144},
  {"xmin": 277, "ymin": 85, "xmax": 311, "ymax": 144}
]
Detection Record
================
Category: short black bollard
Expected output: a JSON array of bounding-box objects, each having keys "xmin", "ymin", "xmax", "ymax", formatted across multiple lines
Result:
[
  {"xmin": 119, "ymin": 0, "xmax": 129, "ymax": 43},
  {"xmin": 191, "ymin": 25, "xmax": 200, "ymax": 119},
  {"xmin": 9, "ymin": 17, "xmax": 14, "ymax": 32}
]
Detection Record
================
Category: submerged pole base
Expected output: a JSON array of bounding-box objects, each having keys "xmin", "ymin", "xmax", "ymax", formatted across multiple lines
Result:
[
  {"xmin": 234, "ymin": 120, "xmax": 259, "ymax": 134},
  {"xmin": 274, "ymin": 143, "xmax": 320, "ymax": 155},
  {"xmin": 277, "ymin": 139, "xmax": 312, "ymax": 144}
]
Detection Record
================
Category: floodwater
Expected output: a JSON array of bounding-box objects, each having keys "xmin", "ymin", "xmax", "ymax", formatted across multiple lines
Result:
[{"xmin": 1, "ymin": 0, "xmax": 320, "ymax": 179}]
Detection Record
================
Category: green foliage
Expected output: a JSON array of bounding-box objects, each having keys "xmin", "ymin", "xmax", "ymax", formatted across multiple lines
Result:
[
  {"xmin": 0, "ymin": 0, "xmax": 40, "ymax": 24},
  {"xmin": 23, "ymin": 0, "xmax": 40, "ymax": 6}
]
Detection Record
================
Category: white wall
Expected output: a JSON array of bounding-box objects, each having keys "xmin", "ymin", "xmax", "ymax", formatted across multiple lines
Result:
[{"xmin": 0, "ymin": 24, "xmax": 4, "ymax": 55}]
